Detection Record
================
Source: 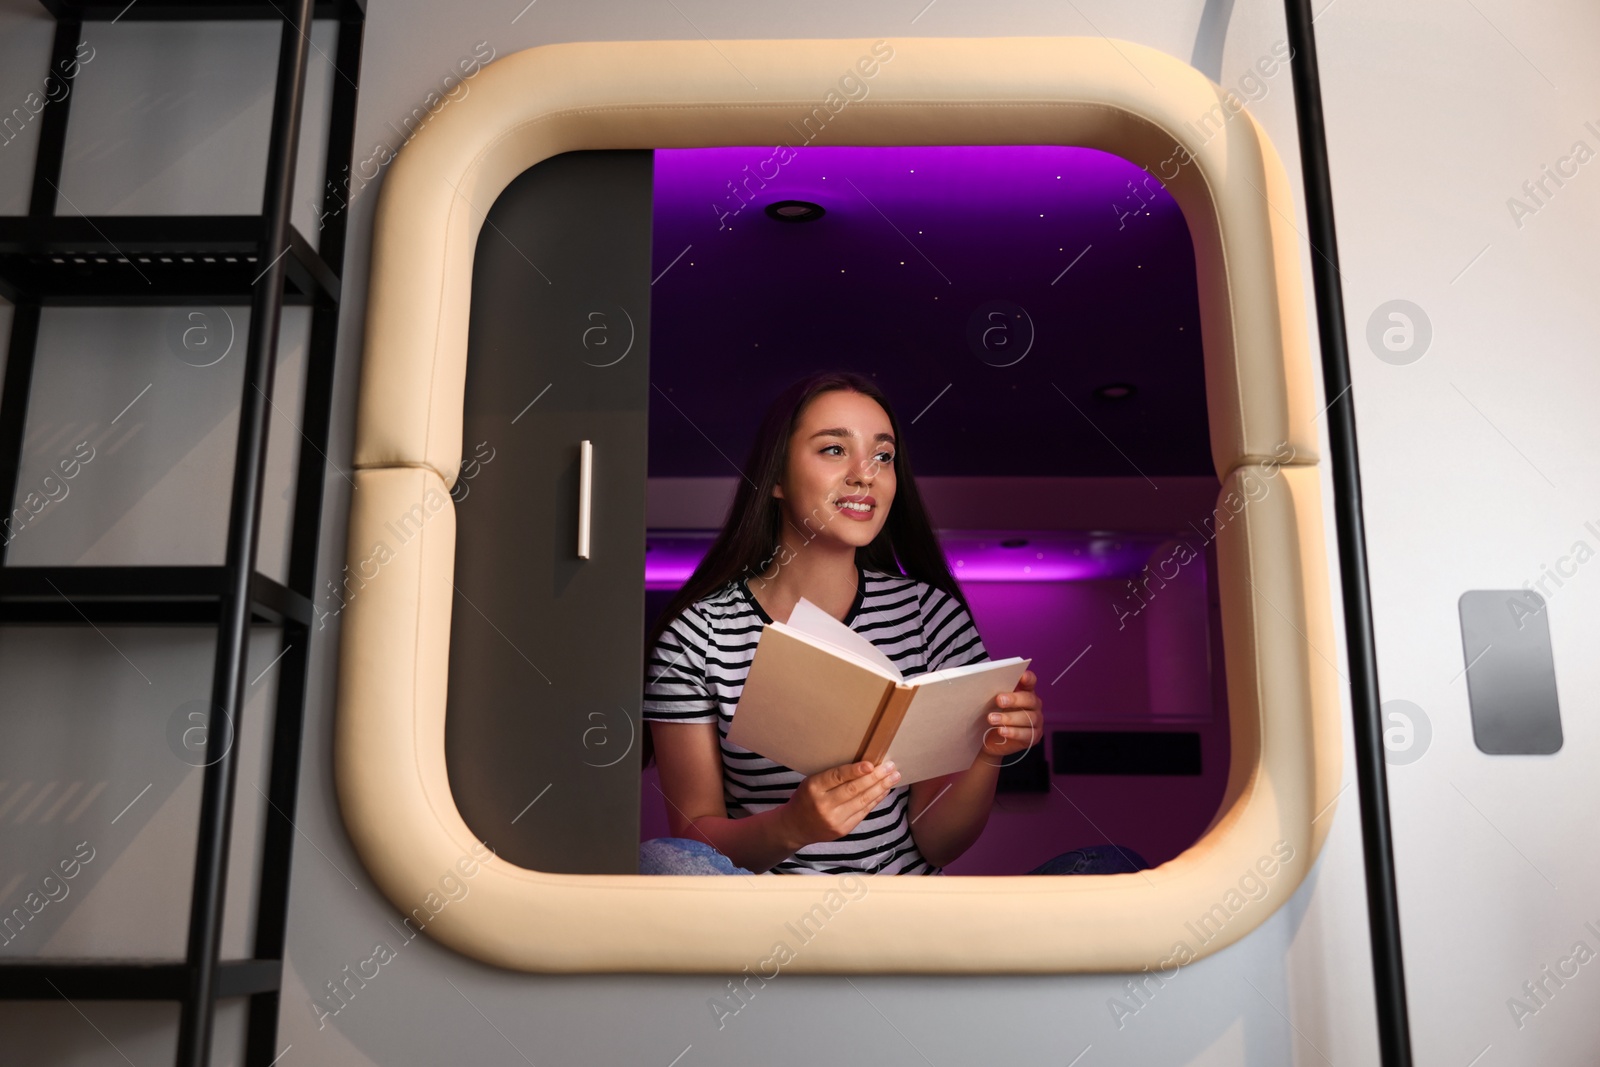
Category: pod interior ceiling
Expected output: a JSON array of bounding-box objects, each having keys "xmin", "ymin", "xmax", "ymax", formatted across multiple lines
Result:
[{"xmin": 647, "ymin": 143, "xmax": 1211, "ymax": 479}]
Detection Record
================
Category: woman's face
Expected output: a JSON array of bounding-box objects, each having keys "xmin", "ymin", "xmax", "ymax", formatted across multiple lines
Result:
[{"xmin": 774, "ymin": 389, "xmax": 897, "ymax": 550}]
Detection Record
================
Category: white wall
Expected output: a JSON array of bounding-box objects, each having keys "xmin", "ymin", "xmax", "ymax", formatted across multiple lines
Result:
[{"xmin": 1, "ymin": 0, "xmax": 1596, "ymax": 1063}]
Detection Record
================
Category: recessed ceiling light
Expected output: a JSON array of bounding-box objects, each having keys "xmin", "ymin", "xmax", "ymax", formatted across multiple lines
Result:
[
  {"xmin": 765, "ymin": 200, "xmax": 825, "ymax": 223},
  {"xmin": 1095, "ymin": 383, "xmax": 1137, "ymax": 400}
]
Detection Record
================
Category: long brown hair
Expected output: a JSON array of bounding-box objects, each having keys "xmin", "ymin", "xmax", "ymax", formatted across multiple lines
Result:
[{"xmin": 640, "ymin": 370, "xmax": 971, "ymax": 768}]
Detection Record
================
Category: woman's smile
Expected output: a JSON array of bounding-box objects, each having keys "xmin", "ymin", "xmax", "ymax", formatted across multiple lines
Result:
[{"xmin": 834, "ymin": 494, "xmax": 877, "ymax": 520}]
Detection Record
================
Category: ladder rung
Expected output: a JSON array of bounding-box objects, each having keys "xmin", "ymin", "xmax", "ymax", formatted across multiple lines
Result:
[
  {"xmin": 0, "ymin": 958, "xmax": 281, "ymax": 1000},
  {"xmin": 0, "ymin": 565, "xmax": 313, "ymax": 626},
  {"xmin": 0, "ymin": 216, "xmax": 340, "ymax": 306}
]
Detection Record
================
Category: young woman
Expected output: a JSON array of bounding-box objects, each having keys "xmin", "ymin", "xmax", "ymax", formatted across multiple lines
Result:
[{"xmin": 639, "ymin": 370, "xmax": 1148, "ymax": 877}]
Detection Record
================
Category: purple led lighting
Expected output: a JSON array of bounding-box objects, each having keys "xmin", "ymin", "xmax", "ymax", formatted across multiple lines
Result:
[
  {"xmin": 644, "ymin": 532, "xmax": 1175, "ymax": 588},
  {"xmin": 642, "ymin": 538, "xmax": 711, "ymax": 588},
  {"xmin": 945, "ymin": 554, "xmax": 1109, "ymax": 583}
]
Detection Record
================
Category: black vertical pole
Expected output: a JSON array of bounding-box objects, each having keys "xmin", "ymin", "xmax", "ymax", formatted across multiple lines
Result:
[
  {"xmin": 304, "ymin": 9, "xmax": 366, "ymax": 285},
  {"xmin": 1, "ymin": 18, "xmax": 83, "ymax": 566},
  {"xmin": 1279, "ymin": 2, "xmax": 1414, "ymax": 1064},
  {"xmin": 178, "ymin": 0, "xmax": 314, "ymax": 1062},
  {"xmin": 28, "ymin": 17, "xmax": 81, "ymax": 216},
  {"xmin": 0, "ymin": 303, "xmax": 42, "ymax": 565},
  {"xmin": 245, "ymin": 9, "xmax": 365, "ymax": 1061}
]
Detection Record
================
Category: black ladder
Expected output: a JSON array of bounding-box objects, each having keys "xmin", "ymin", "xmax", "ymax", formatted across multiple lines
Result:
[{"xmin": 0, "ymin": 0, "xmax": 364, "ymax": 1064}]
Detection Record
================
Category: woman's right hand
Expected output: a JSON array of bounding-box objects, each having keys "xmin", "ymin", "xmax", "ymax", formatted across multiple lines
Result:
[{"xmin": 780, "ymin": 759, "xmax": 902, "ymax": 847}]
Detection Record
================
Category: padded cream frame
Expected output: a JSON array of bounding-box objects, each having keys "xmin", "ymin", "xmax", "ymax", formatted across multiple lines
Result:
[{"xmin": 337, "ymin": 36, "xmax": 1343, "ymax": 973}]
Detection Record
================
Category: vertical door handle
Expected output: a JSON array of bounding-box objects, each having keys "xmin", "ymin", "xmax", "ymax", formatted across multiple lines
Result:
[{"xmin": 577, "ymin": 439, "xmax": 593, "ymax": 559}]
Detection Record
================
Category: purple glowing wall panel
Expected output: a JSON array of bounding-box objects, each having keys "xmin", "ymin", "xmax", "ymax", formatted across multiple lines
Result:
[
  {"xmin": 962, "ymin": 577, "xmax": 1213, "ymax": 724},
  {"xmin": 963, "ymin": 580, "xmax": 1151, "ymax": 720}
]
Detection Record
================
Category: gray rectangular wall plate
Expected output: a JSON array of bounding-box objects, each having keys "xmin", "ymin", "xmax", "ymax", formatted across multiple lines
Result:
[{"xmin": 1457, "ymin": 590, "xmax": 1563, "ymax": 755}]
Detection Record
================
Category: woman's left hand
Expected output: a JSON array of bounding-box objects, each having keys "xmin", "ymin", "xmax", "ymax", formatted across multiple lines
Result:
[{"xmin": 981, "ymin": 669, "xmax": 1043, "ymax": 757}]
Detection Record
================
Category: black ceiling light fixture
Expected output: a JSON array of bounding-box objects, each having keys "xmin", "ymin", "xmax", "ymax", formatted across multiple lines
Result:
[
  {"xmin": 764, "ymin": 199, "xmax": 826, "ymax": 223},
  {"xmin": 1094, "ymin": 382, "xmax": 1137, "ymax": 400}
]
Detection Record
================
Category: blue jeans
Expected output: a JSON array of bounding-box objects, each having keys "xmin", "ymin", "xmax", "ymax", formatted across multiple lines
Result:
[{"xmin": 637, "ymin": 837, "xmax": 1150, "ymax": 875}]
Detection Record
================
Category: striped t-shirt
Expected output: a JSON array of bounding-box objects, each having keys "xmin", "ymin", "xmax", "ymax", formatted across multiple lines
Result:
[{"xmin": 642, "ymin": 563, "xmax": 989, "ymax": 875}]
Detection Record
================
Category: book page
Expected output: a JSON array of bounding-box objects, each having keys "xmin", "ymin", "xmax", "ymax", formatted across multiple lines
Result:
[
  {"xmin": 916, "ymin": 654, "xmax": 1029, "ymax": 687},
  {"xmin": 885, "ymin": 658, "xmax": 1032, "ymax": 782},
  {"xmin": 726, "ymin": 626, "xmax": 895, "ymax": 775},
  {"xmin": 783, "ymin": 597, "xmax": 903, "ymax": 679}
]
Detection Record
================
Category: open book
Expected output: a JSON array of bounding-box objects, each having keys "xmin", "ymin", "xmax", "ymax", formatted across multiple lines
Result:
[{"xmin": 726, "ymin": 596, "xmax": 1031, "ymax": 784}]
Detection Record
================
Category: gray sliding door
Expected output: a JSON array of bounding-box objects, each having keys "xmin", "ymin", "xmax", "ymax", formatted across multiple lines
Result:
[{"xmin": 446, "ymin": 150, "xmax": 652, "ymax": 874}]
